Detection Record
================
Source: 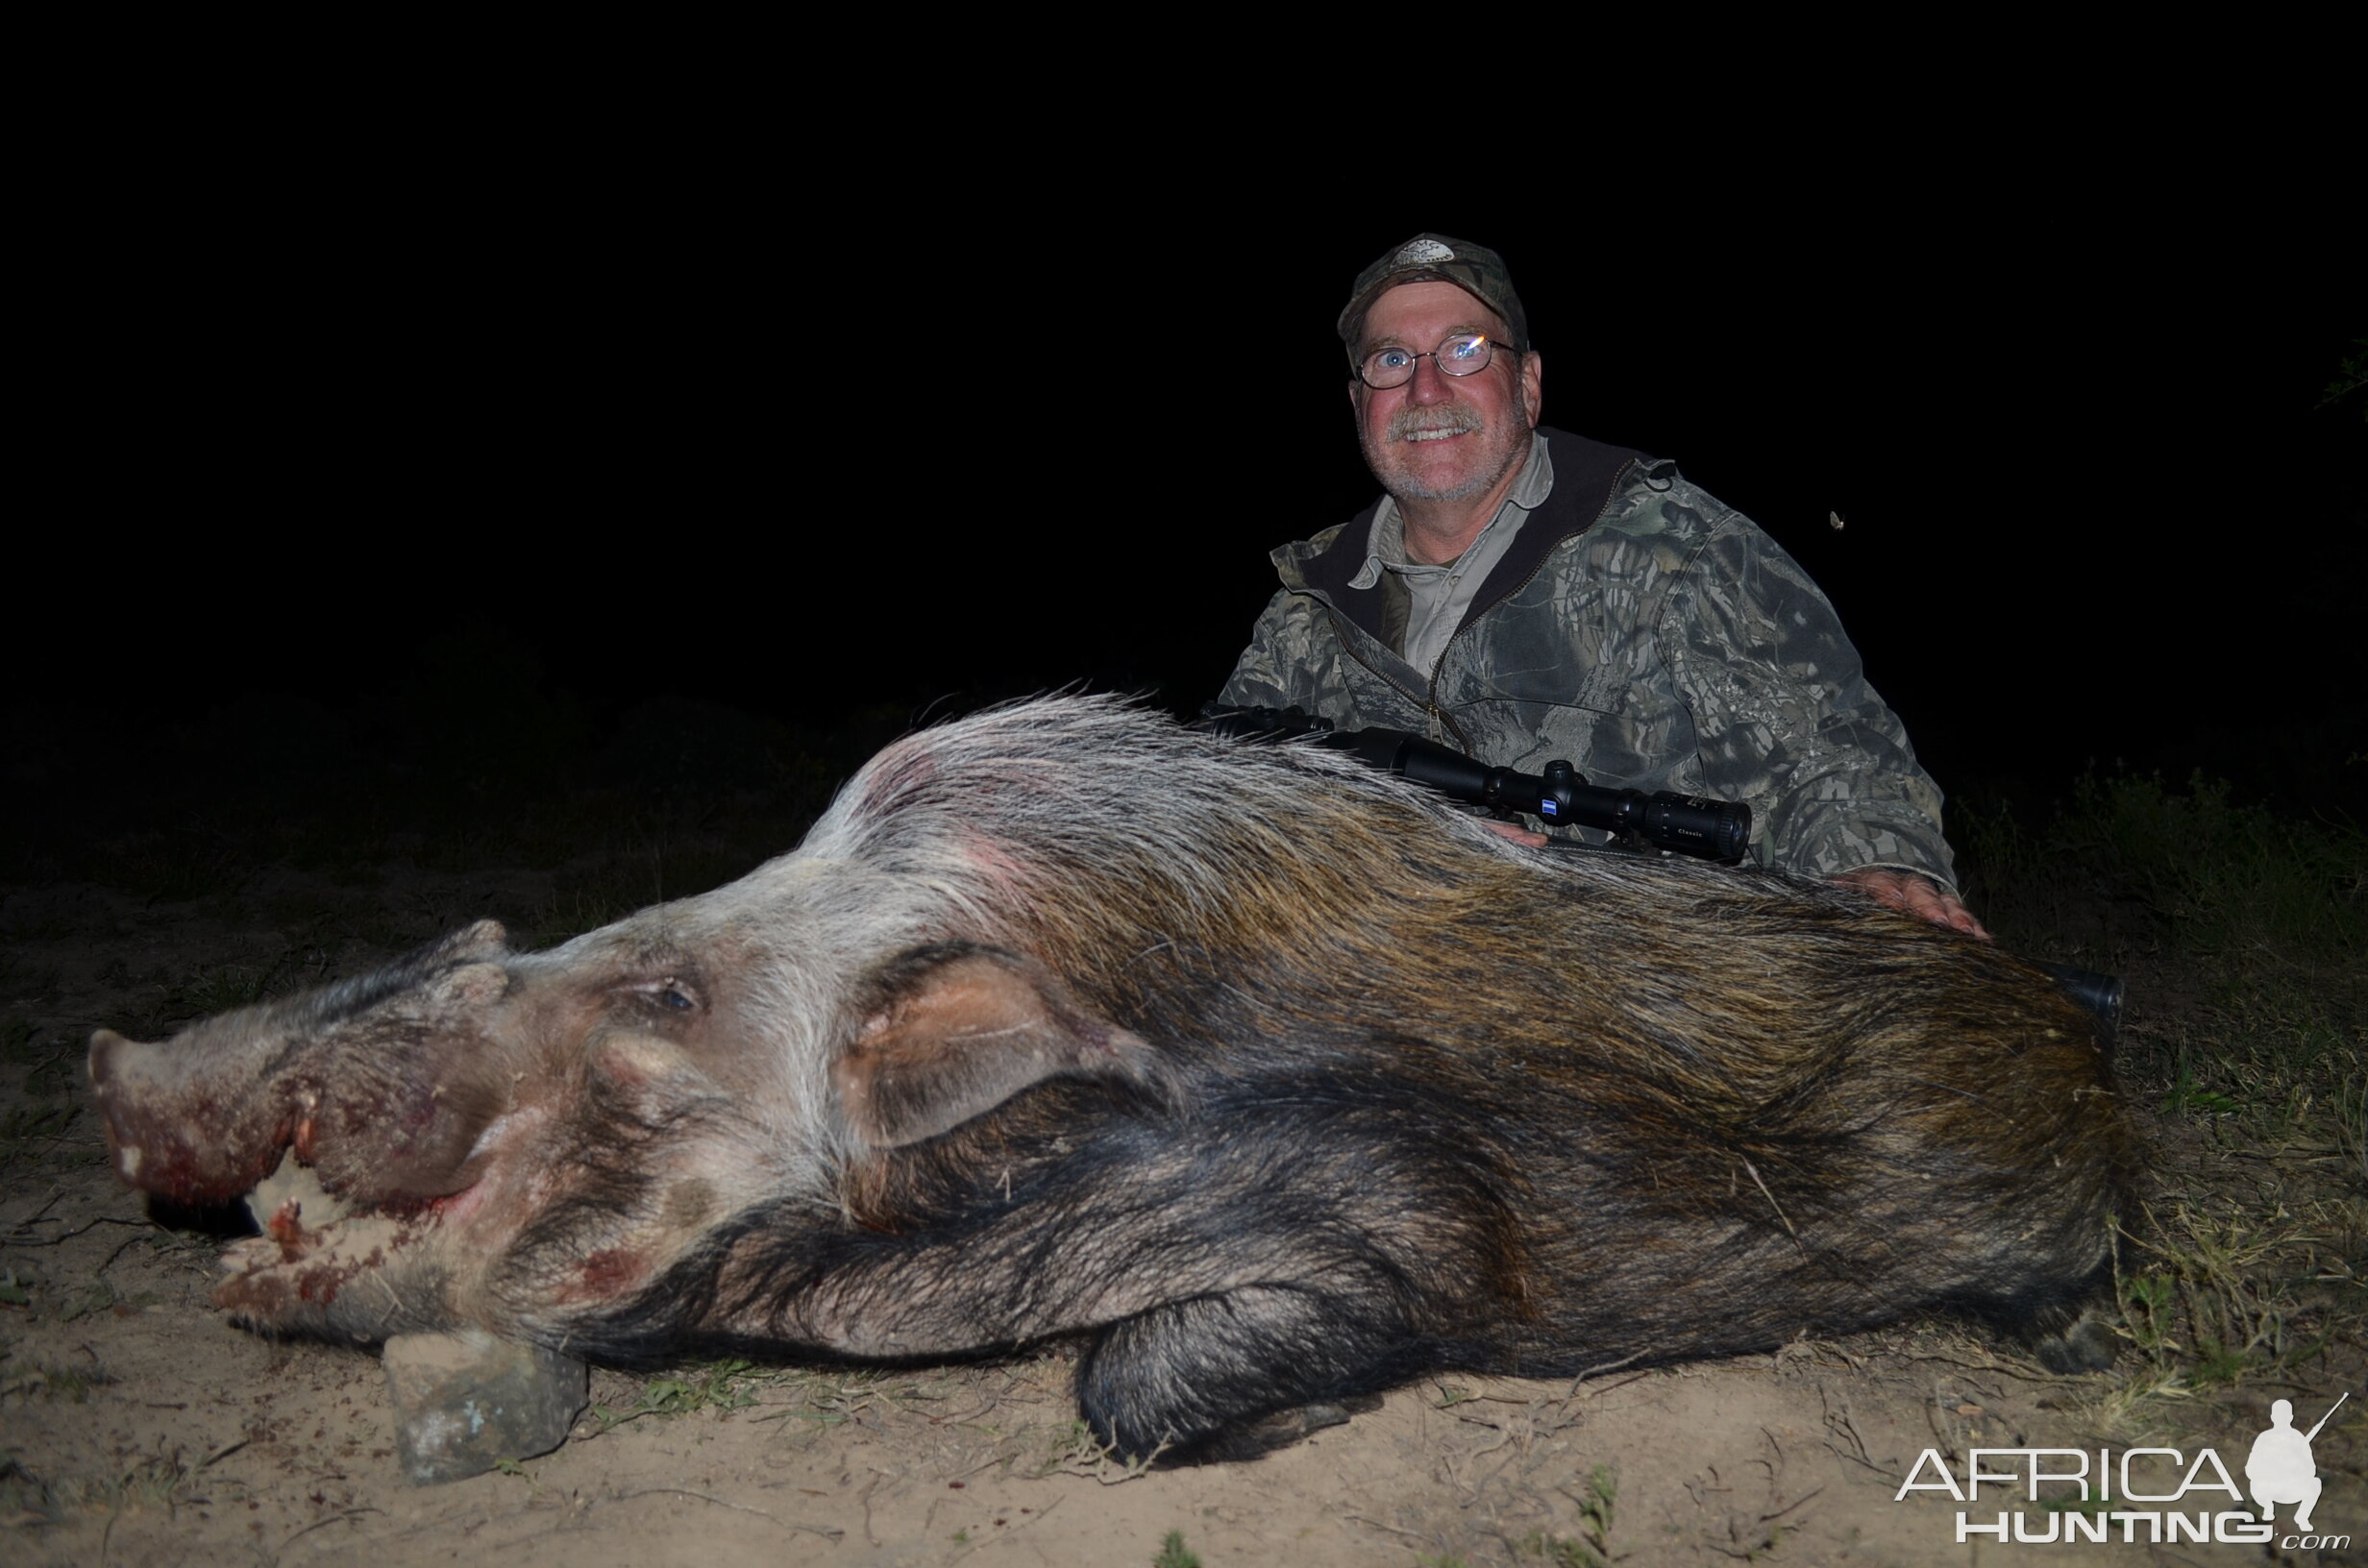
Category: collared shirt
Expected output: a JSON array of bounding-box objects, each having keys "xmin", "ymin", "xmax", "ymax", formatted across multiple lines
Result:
[{"xmin": 1347, "ymin": 432, "xmax": 1557, "ymax": 678}]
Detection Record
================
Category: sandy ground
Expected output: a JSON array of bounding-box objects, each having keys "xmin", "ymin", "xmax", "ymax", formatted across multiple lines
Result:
[{"xmin": 5, "ymin": 870, "xmax": 2361, "ymax": 1567}]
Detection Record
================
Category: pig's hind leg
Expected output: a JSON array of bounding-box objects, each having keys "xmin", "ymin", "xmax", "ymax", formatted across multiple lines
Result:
[
  {"xmin": 1076, "ymin": 1281, "xmax": 1414, "ymax": 1462},
  {"xmin": 1959, "ymin": 1254, "xmax": 2123, "ymax": 1374}
]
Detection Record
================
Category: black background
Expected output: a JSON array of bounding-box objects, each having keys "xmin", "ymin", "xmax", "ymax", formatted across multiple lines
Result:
[{"xmin": 23, "ymin": 124, "xmax": 2363, "ymax": 828}]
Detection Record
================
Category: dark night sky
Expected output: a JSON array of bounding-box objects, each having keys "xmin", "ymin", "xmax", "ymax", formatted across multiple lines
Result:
[{"xmin": 30, "ymin": 137, "xmax": 2363, "ymax": 817}]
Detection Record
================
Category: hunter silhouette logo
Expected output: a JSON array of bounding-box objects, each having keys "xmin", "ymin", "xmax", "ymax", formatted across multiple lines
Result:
[{"xmin": 2247, "ymin": 1393, "xmax": 2344, "ymax": 1532}]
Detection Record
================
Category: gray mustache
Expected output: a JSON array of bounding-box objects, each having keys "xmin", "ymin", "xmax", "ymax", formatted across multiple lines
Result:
[{"xmin": 1388, "ymin": 407, "xmax": 1482, "ymax": 443}]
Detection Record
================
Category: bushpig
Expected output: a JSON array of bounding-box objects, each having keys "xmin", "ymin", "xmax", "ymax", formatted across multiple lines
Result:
[{"xmin": 88, "ymin": 697, "xmax": 2135, "ymax": 1460}]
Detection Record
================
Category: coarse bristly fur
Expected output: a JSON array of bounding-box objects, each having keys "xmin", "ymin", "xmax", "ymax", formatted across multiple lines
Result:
[{"xmin": 91, "ymin": 695, "xmax": 2138, "ymax": 1461}]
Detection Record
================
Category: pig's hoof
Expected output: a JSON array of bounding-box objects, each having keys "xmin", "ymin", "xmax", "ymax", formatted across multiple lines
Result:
[
  {"xmin": 1191, "ymin": 1393, "xmax": 1386, "ymax": 1463},
  {"xmin": 2033, "ymin": 1315, "xmax": 2118, "ymax": 1374}
]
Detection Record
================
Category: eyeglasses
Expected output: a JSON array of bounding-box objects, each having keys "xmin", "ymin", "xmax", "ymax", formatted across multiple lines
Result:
[{"xmin": 1353, "ymin": 331, "xmax": 1515, "ymax": 390}]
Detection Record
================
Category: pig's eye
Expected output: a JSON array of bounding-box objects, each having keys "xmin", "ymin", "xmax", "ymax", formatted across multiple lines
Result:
[{"xmin": 625, "ymin": 977, "xmax": 703, "ymax": 1015}]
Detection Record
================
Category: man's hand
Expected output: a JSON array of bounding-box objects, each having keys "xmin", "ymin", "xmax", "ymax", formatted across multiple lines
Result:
[
  {"xmin": 1830, "ymin": 867, "xmax": 1989, "ymax": 939},
  {"xmin": 1479, "ymin": 819, "xmax": 1549, "ymax": 848}
]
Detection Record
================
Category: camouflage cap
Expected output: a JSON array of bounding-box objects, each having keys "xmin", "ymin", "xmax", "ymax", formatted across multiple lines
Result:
[{"xmin": 1339, "ymin": 233, "xmax": 1528, "ymax": 353}]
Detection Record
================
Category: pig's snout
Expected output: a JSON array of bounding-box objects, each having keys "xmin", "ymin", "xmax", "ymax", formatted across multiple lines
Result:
[
  {"xmin": 89, "ymin": 951, "xmax": 524, "ymax": 1216},
  {"xmin": 89, "ymin": 1027, "xmax": 295, "ymax": 1206}
]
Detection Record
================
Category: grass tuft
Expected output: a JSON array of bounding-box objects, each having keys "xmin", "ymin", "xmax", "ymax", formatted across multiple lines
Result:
[
  {"xmin": 1517, "ymin": 1463, "xmax": 1619, "ymax": 1565},
  {"xmin": 1964, "ymin": 770, "xmax": 2368, "ymax": 1445}
]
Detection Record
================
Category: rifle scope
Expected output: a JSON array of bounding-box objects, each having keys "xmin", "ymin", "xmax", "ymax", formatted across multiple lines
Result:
[{"xmin": 1199, "ymin": 706, "xmax": 1752, "ymax": 865}]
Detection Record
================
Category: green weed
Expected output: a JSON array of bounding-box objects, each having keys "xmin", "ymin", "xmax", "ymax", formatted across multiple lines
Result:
[
  {"xmin": 587, "ymin": 1358, "xmax": 772, "ymax": 1430},
  {"xmin": 1151, "ymin": 1530, "xmax": 1203, "ymax": 1568},
  {"xmin": 2, "ymin": 1355, "xmax": 110, "ymax": 1402},
  {"xmin": 1517, "ymin": 1537, "xmax": 1600, "ymax": 1568},
  {"xmin": 1517, "ymin": 1464, "xmax": 1618, "ymax": 1567}
]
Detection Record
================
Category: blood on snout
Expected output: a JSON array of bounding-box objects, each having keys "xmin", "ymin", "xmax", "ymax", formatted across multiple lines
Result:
[{"xmin": 266, "ymin": 1199, "xmax": 311, "ymax": 1252}]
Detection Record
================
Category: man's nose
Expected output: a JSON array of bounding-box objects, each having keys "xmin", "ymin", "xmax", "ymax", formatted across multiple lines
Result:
[{"xmin": 1405, "ymin": 353, "xmax": 1456, "ymax": 404}]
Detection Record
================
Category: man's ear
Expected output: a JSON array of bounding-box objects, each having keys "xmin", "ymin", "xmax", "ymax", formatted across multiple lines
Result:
[{"xmin": 1519, "ymin": 349, "xmax": 1543, "ymax": 428}]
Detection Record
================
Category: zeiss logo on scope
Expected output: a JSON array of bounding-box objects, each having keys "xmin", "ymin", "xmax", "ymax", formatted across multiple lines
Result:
[{"xmin": 1538, "ymin": 801, "xmax": 1561, "ymax": 818}]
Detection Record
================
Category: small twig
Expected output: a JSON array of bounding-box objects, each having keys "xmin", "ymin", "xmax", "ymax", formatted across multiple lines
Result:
[
  {"xmin": 1739, "ymin": 1157, "xmax": 1808, "ymax": 1258},
  {"xmin": 1343, "ymin": 1513, "xmax": 1435, "ymax": 1542},
  {"xmin": 6, "ymin": 1213, "xmax": 149, "ymax": 1248},
  {"xmin": 1559, "ymin": 1367, "xmax": 1651, "ymax": 1421},
  {"xmin": 271, "ymin": 1507, "xmax": 382, "ymax": 1559},
  {"xmin": 946, "ymin": 1494, "xmax": 1062, "ymax": 1563},
  {"xmin": 1563, "ymin": 1345, "xmax": 1657, "ymax": 1421},
  {"xmin": 5, "ymin": 1188, "xmax": 64, "ymax": 1232},
  {"xmin": 608, "ymin": 1487, "xmax": 842, "ymax": 1538},
  {"xmin": 1566, "ymin": 1347, "xmax": 1649, "ymax": 1393},
  {"xmin": 952, "ymin": 1448, "xmax": 1024, "ymax": 1481},
  {"xmin": 858, "ymin": 1468, "xmax": 886, "ymax": 1548},
  {"xmin": 96, "ymin": 1233, "xmax": 150, "ymax": 1276},
  {"xmin": 1441, "ymin": 1383, "xmax": 1562, "ymax": 1408}
]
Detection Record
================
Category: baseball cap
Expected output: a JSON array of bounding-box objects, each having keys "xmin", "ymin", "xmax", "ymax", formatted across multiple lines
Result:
[{"xmin": 1339, "ymin": 233, "xmax": 1529, "ymax": 352}]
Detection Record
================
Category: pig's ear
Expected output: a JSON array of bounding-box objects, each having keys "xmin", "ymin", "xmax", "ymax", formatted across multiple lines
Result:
[{"xmin": 834, "ymin": 943, "xmax": 1162, "ymax": 1149}]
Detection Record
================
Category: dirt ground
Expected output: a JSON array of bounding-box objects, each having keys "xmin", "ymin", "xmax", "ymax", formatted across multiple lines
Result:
[{"xmin": 5, "ymin": 867, "xmax": 2362, "ymax": 1566}]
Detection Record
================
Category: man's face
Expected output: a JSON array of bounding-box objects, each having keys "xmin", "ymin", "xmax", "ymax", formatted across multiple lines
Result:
[{"xmin": 1350, "ymin": 281, "xmax": 1543, "ymax": 506}]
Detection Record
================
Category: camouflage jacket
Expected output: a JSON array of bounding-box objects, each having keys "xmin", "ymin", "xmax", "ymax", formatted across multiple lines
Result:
[{"xmin": 1219, "ymin": 428, "xmax": 1956, "ymax": 885}]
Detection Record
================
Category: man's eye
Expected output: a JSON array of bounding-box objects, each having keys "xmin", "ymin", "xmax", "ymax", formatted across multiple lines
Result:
[
  {"xmin": 1372, "ymin": 348, "xmax": 1413, "ymax": 371},
  {"xmin": 1444, "ymin": 334, "xmax": 1487, "ymax": 362}
]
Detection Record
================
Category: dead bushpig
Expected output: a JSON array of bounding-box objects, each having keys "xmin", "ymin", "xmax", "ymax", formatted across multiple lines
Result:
[{"xmin": 89, "ymin": 696, "xmax": 2134, "ymax": 1459}]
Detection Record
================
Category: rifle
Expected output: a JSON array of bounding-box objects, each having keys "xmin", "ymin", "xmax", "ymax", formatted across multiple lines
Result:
[
  {"xmin": 1198, "ymin": 703, "xmax": 2125, "ymax": 1036},
  {"xmin": 1197, "ymin": 704, "xmax": 1751, "ymax": 863}
]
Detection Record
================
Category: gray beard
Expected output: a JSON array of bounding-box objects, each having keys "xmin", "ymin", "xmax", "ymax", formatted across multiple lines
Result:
[{"xmin": 1364, "ymin": 410, "xmax": 1527, "ymax": 504}]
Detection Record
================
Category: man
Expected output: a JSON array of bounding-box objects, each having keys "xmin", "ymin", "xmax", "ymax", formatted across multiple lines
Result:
[{"xmin": 1219, "ymin": 233, "xmax": 1984, "ymax": 935}]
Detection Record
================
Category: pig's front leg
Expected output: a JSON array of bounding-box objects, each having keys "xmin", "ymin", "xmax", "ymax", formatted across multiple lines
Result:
[{"xmin": 1077, "ymin": 1279, "xmax": 1408, "ymax": 1461}]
